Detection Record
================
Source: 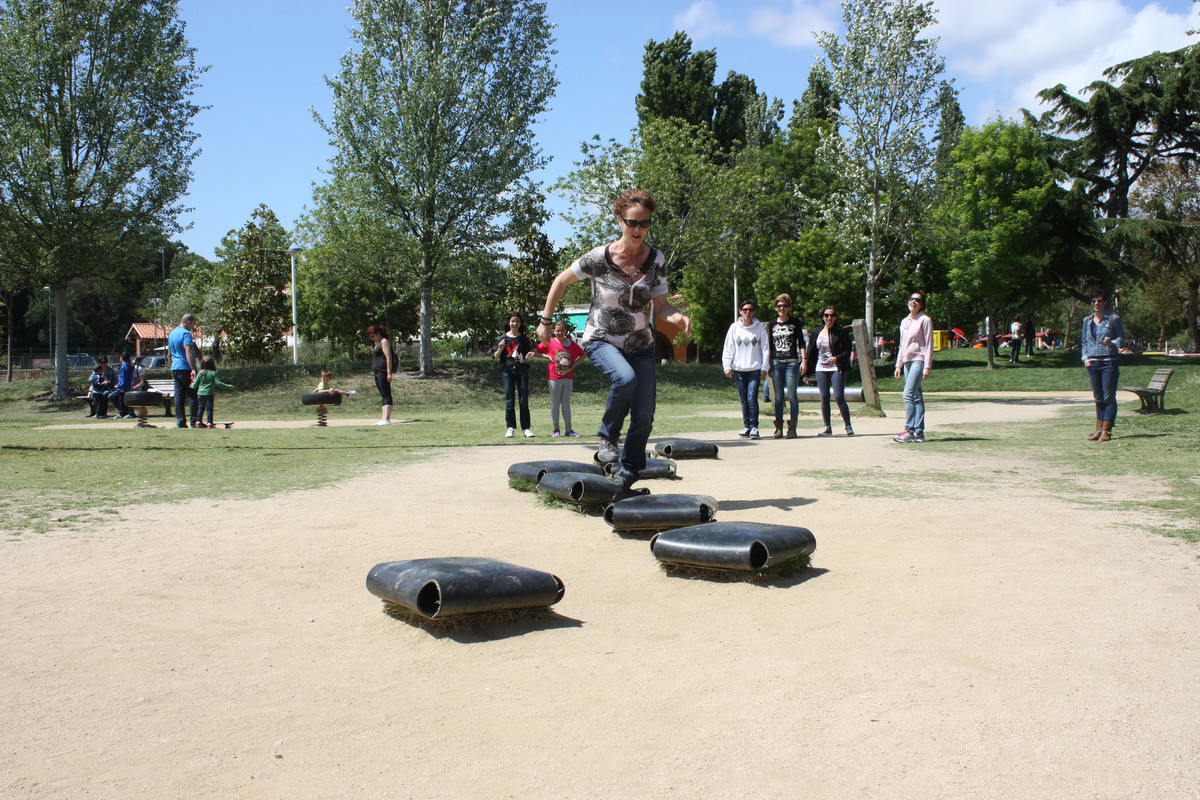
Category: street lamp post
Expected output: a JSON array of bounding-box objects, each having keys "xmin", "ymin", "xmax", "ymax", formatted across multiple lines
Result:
[{"xmin": 288, "ymin": 245, "xmax": 302, "ymax": 365}]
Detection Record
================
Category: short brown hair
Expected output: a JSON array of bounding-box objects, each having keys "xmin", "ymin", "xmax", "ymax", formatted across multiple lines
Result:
[
  {"xmin": 773, "ymin": 293, "xmax": 792, "ymax": 308},
  {"xmin": 613, "ymin": 189, "xmax": 657, "ymax": 217}
]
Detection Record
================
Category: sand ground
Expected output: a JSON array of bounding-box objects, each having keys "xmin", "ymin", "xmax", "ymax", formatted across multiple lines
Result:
[{"xmin": 4, "ymin": 394, "xmax": 1199, "ymax": 799}]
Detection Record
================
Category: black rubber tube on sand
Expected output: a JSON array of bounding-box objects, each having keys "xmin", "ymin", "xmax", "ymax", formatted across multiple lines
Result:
[
  {"xmin": 508, "ymin": 460, "xmax": 606, "ymax": 483},
  {"xmin": 650, "ymin": 521, "xmax": 815, "ymax": 571},
  {"xmin": 604, "ymin": 493, "xmax": 718, "ymax": 532},
  {"xmin": 538, "ymin": 471, "xmax": 646, "ymax": 504},
  {"xmin": 366, "ymin": 557, "xmax": 564, "ymax": 618},
  {"xmin": 654, "ymin": 439, "xmax": 719, "ymax": 459}
]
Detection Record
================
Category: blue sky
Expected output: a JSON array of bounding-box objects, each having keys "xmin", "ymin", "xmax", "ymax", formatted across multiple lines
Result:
[{"xmin": 175, "ymin": 0, "xmax": 1199, "ymax": 259}]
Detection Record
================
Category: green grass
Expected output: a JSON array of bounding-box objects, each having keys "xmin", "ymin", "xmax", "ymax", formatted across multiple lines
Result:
[{"xmin": 2, "ymin": 352, "xmax": 1197, "ymax": 541}]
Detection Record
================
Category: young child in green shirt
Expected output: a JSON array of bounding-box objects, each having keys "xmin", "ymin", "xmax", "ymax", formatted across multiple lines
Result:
[{"xmin": 190, "ymin": 356, "xmax": 235, "ymax": 428}]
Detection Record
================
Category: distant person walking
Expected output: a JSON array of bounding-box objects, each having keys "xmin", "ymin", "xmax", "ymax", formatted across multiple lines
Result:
[
  {"xmin": 191, "ymin": 355, "xmax": 235, "ymax": 428},
  {"xmin": 530, "ymin": 320, "xmax": 585, "ymax": 437},
  {"xmin": 766, "ymin": 293, "xmax": 805, "ymax": 439},
  {"xmin": 1082, "ymin": 289, "xmax": 1125, "ymax": 442},
  {"xmin": 168, "ymin": 314, "xmax": 199, "ymax": 428},
  {"xmin": 367, "ymin": 324, "xmax": 397, "ymax": 425},
  {"xmin": 1009, "ymin": 319, "xmax": 1023, "ymax": 363},
  {"xmin": 493, "ymin": 313, "xmax": 534, "ymax": 439},
  {"xmin": 723, "ymin": 300, "xmax": 769, "ymax": 439},
  {"xmin": 893, "ymin": 292, "xmax": 933, "ymax": 443},
  {"xmin": 804, "ymin": 305, "xmax": 854, "ymax": 437}
]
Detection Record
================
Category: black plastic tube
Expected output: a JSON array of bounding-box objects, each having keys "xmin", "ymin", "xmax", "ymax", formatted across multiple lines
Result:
[
  {"xmin": 302, "ymin": 391, "xmax": 342, "ymax": 406},
  {"xmin": 122, "ymin": 390, "xmax": 164, "ymax": 407},
  {"xmin": 603, "ymin": 458, "xmax": 676, "ymax": 480},
  {"xmin": 604, "ymin": 493, "xmax": 718, "ymax": 532},
  {"xmin": 654, "ymin": 439, "xmax": 719, "ymax": 459},
  {"xmin": 538, "ymin": 471, "xmax": 644, "ymax": 504},
  {"xmin": 508, "ymin": 460, "xmax": 606, "ymax": 483},
  {"xmin": 650, "ymin": 521, "xmax": 816, "ymax": 571},
  {"xmin": 366, "ymin": 557, "xmax": 564, "ymax": 618}
]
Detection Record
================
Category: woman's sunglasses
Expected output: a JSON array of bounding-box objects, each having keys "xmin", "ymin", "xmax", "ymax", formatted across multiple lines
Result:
[{"xmin": 621, "ymin": 217, "xmax": 652, "ymax": 229}]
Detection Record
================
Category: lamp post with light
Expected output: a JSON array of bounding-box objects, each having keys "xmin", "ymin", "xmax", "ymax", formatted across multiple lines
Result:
[{"xmin": 288, "ymin": 245, "xmax": 302, "ymax": 365}]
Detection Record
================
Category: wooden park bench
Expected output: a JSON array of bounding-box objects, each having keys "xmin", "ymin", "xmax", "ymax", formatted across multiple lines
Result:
[
  {"xmin": 144, "ymin": 378, "xmax": 176, "ymax": 416},
  {"xmin": 1123, "ymin": 368, "xmax": 1174, "ymax": 414}
]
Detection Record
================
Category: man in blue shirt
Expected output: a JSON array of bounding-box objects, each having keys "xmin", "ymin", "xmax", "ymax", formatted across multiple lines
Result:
[{"xmin": 167, "ymin": 314, "xmax": 199, "ymax": 428}]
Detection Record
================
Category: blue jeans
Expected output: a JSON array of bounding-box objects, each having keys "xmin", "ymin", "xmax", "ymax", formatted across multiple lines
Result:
[
  {"xmin": 902, "ymin": 360, "xmax": 926, "ymax": 434},
  {"xmin": 197, "ymin": 394, "xmax": 214, "ymax": 425},
  {"xmin": 733, "ymin": 370, "xmax": 761, "ymax": 429},
  {"xmin": 585, "ymin": 342, "xmax": 655, "ymax": 475},
  {"xmin": 106, "ymin": 389, "xmax": 126, "ymax": 416},
  {"xmin": 816, "ymin": 370, "xmax": 852, "ymax": 428},
  {"xmin": 502, "ymin": 365, "xmax": 530, "ymax": 430},
  {"xmin": 1087, "ymin": 359, "xmax": 1119, "ymax": 423},
  {"xmin": 172, "ymin": 369, "xmax": 197, "ymax": 426},
  {"xmin": 771, "ymin": 360, "xmax": 800, "ymax": 424}
]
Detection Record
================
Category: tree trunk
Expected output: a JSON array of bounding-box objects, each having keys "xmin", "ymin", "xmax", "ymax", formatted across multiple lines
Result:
[
  {"xmin": 1186, "ymin": 278, "xmax": 1199, "ymax": 353},
  {"xmin": 53, "ymin": 284, "xmax": 69, "ymax": 399},
  {"xmin": 985, "ymin": 310, "xmax": 996, "ymax": 370},
  {"xmin": 864, "ymin": 272, "xmax": 877, "ymax": 347},
  {"xmin": 420, "ymin": 262, "xmax": 434, "ymax": 377},
  {"xmin": 5, "ymin": 294, "xmax": 12, "ymax": 382}
]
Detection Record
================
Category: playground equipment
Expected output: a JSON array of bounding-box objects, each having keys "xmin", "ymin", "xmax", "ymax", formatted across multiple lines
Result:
[
  {"xmin": 508, "ymin": 460, "xmax": 605, "ymax": 483},
  {"xmin": 121, "ymin": 390, "xmax": 165, "ymax": 428},
  {"xmin": 301, "ymin": 391, "xmax": 343, "ymax": 426},
  {"xmin": 650, "ymin": 521, "xmax": 816, "ymax": 572},
  {"xmin": 366, "ymin": 557, "xmax": 564, "ymax": 619},
  {"xmin": 604, "ymin": 493, "xmax": 718, "ymax": 533}
]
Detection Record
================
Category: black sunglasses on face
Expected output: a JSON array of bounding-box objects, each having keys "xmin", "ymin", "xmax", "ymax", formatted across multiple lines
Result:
[
  {"xmin": 741, "ymin": 307, "xmax": 755, "ymax": 313},
  {"xmin": 823, "ymin": 313, "xmax": 837, "ymax": 318},
  {"xmin": 775, "ymin": 303, "xmax": 789, "ymax": 308},
  {"xmin": 621, "ymin": 217, "xmax": 652, "ymax": 229}
]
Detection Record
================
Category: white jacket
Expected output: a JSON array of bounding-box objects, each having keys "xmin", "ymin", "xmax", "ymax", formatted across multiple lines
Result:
[{"xmin": 722, "ymin": 319, "xmax": 769, "ymax": 372}]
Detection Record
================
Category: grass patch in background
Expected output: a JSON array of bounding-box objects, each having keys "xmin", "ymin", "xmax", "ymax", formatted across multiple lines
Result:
[{"xmin": 2, "ymin": 352, "xmax": 1197, "ymax": 541}]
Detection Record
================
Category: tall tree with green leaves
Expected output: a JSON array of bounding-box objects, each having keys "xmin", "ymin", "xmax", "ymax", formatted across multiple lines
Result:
[
  {"xmin": 816, "ymin": 0, "xmax": 945, "ymax": 339},
  {"xmin": 319, "ymin": 0, "xmax": 556, "ymax": 376},
  {"xmin": 210, "ymin": 205, "xmax": 291, "ymax": 363},
  {"xmin": 1037, "ymin": 45, "xmax": 1200, "ymax": 224},
  {"xmin": 0, "ymin": 0, "xmax": 204, "ymax": 397},
  {"xmin": 933, "ymin": 82, "xmax": 964, "ymax": 180},
  {"xmin": 790, "ymin": 61, "xmax": 839, "ymax": 128},
  {"xmin": 635, "ymin": 32, "xmax": 716, "ymax": 131}
]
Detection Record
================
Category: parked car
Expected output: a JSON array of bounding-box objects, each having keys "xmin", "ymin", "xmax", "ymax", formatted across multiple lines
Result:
[
  {"xmin": 66, "ymin": 353, "xmax": 94, "ymax": 371},
  {"xmin": 136, "ymin": 354, "xmax": 169, "ymax": 370}
]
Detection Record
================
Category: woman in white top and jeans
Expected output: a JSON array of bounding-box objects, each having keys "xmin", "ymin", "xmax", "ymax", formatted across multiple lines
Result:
[
  {"xmin": 722, "ymin": 300, "xmax": 770, "ymax": 439},
  {"xmin": 894, "ymin": 291, "xmax": 932, "ymax": 443}
]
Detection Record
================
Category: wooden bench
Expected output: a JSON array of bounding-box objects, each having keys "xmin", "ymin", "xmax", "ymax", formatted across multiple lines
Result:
[
  {"xmin": 1123, "ymin": 368, "xmax": 1174, "ymax": 414},
  {"xmin": 145, "ymin": 378, "xmax": 176, "ymax": 416}
]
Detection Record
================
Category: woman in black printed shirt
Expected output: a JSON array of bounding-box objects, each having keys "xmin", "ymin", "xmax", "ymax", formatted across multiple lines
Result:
[
  {"xmin": 766, "ymin": 293, "xmax": 806, "ymax": 439},
  {"xmin": 535, "ymin": 189, "xmax": 690, "ymax": 491}
]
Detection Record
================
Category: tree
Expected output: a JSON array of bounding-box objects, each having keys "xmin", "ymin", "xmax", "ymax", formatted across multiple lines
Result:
[
  {"xmin": 1037, "ymin": 45, "xmax": 1200, "ymax": 224},
  {"xmin": 1128, "ymin": 161, "xmax": 1200, "ymax": 352},
  {"xmin": 319, "ymin": 0, "xmax": 556, "ymax": 376},
  {"xmin": 933, "ymin": 82, "xmax": 964, "ymax": 180},
  {"xmin": 790, "ymin": 61, "xmax": 839, "ymax": 128},
  {"xmin": 635, "ymin": 32, "xmax": 716, "ymax": 131},
  {"xmin": 0, "ymin": 0, "xmax": 204, "ymax": 397},
  {"xmin": 815, "ymin": 0, "xmax": 945, "ymax": 339},
  {"xmin": 944, "ymin": 120, "xmax": 1057, "ymax": 369},
  {"xmin": 210, "ymin": 206, "xmax": 291, "ymax": 363},
  {"xmin": 712, "ymin": 71, "xmax": 783, "ymax": 157}
]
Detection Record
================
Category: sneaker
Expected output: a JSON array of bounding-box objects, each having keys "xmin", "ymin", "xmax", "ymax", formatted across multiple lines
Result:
[
  {"xmin": 95, "ymin": 414, "xmax": 109, "ymax": 419},
  {"xmin": 207, "ymin": 423, "xmax": 216, "ymax": 429},
  {"xmin": 737, "ymin": 428, "xmax": 751, "ymax": 438},
  {"xmin": 914, "ymin": 432, "xmax": 925, "ymax": 443},
  {"xmin": 845, "ymin": 425, "xmax": 855, "ymax": 436},
  {"xmin": 748, "ymin": 426, "xmax": 760, "ymax": 439},
  {"xmin": 523, "ymin": 429, "xmax": 535, "ymax": 438},
  {"xmin": 505, "ymin": 427, "xmax": 515, "ymax": 438},
  {"xmin": 565, "ymin": 431, "xmax": 581, "ymax": 438},
  {"xmin": 597, "ymin": 437, "xmax": 619, "ymax": 463},
  {"xmin": 552, "ymin": 430, "xmax": 561, "ymax": 437},
  {"xmin": 817, "ymin": 426, "xmax": 833, "ymax": 437},
  {"xmin": 375, "ymin": 420, "xmax": 392, "ymax": 426},
  {"xmin": 893, "ymin": 431, "xmax": 915, "ymax": 443}
]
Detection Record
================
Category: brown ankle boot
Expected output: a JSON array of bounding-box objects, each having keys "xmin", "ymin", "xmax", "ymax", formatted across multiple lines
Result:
[
  {"xmin": 773, "ymin": 424, "xmax": 783, "ymax": 439},
  {"xmin": 1086, "ymin": 421, "xmax": 1103, "ymax": 441},
  {"xmin": 1099, "ymin": 421, "xmax": 1113, "ymax": 441},
  {"xmin": 786, "ymin": 420, "xmax": 797, "ymax": 439}
]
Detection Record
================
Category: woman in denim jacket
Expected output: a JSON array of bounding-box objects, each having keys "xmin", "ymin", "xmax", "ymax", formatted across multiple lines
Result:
[{"xmin": 1081, "ymin": 288, "xmax": 1125, "ymax": 442}]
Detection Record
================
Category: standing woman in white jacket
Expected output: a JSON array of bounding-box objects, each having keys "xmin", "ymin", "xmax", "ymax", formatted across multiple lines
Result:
[
  {"xmin": 722, "ymin": 300, "xmax": 770, "ymax": 439},
  {"xmin": 893, "ymin": 291, "xmax": 933, "ymax": 443}
]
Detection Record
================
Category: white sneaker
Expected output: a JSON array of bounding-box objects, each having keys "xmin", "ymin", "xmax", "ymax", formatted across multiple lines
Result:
[
  {"xmin": 523, "ymin": 429, "xmax": 535, "ymax": 438},
  {"xmin": 375, "ymin": 420, "xmax": 392, "ymax": 426},
  {"xmin": 748, "ymin": 427, "xmax": 760, "ymax": 439},
  {"xmin": 505, "ymin": 427, "xmax": 515, "ymax": 438},
  {"xmin": 817, "ymin": 426, "xmax": 833, "ymax": 437}
]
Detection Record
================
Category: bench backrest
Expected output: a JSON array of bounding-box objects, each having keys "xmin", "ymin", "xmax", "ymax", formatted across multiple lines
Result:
[
  {"xmin": 1148, "ymin": 368, "xmax": 1173, "ymax": 392},
  {"xmin": 146, "ymin": 379, "xmax": 175, "ymax": 393}
]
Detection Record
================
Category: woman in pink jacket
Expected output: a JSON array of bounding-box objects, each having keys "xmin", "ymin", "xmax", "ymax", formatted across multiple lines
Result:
[{"xmin": 893, "ymin": 291, "xmax": 932, "ymax": 443}]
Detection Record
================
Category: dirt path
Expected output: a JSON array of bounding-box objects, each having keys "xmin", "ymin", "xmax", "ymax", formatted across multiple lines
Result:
[{"xmin": 4, "ymin": 396, "xmax": 1198, "ymax": 799}]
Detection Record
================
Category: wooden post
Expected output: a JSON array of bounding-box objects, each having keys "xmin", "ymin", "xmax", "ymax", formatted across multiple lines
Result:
[{"xmin": 851, "ymin": 318, "xmax": 883, "ymax": 413}]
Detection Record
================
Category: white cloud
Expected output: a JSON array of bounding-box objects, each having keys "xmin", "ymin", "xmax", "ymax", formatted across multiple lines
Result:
[
  {"xmin": 746, "ymin": 1, "xmax": 840, "ymax": 48},
  {"xmin": 934, "ymin": 0, "xmax": 1198, "ymax": 120},
  {"xmin": 674, "ymin": 1, "xmax": 738, "ymax": 40}
]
